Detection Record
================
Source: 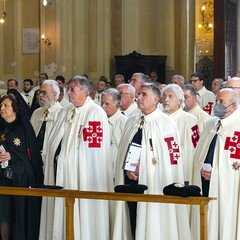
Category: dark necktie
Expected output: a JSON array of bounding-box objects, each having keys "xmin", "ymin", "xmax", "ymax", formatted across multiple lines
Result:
[
  {"xmin": 202, "ymin": 121, "xmax": 221, "ymax": 196},
  {"xmin": 121, "ymin": 111, "xmax": 125, "ymax": 115},
  {"xmin": 125, "ymin": 115, "xmax": 145, "ymax": 237},
  {"xmin": 36, "ymin": 109, "xmax": 49, "ymax": 152}
]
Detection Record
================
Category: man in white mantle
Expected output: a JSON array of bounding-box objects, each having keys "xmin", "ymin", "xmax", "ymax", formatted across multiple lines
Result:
[
  {"xmin": 192, "ymin": 88, "xmax": 240, "ymax": 240},
  {"xmin": 113, "ymin": 83, "xmax": 191, "ymax": 240},
  {"xmin": 41, "ymin": 76, "xmax": 112, "ymax": 240},
  {"xmin": 162, "ymin": 84, "xmax": 200, "ymax": 184},
  {"xmin": 101, "ymin": 88, "xmax": 128, "ymax": 181}
]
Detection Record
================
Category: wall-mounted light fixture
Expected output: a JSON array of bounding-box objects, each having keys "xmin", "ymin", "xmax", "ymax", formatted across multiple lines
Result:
[
  {"xmin": 198, "ymin": 1, "xmax": 214, "ymax": 32},
  {"xmin": 43, "ymin": 0, "xmax": 53, "ymax": 6},
  {"xmin": 0, "ymin": 0, "xmax": 6, "ymax": 24},
  {"xmin": 41, "ymin": 34, "xmax": 52, "ymax": 46}
]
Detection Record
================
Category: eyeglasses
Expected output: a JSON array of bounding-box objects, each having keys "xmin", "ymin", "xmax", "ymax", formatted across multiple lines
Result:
[
  {"xmin": 189, "ymin": 79, "xmax": 200, "ymax": 83},
  {"xmin": 39, "ymin": 90, "xmax": 52, "ymax": 96}
]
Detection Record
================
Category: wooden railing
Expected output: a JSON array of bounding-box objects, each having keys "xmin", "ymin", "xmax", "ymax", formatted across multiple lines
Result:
[{"xmin": 0, "ymin": 186, "xmax": 216, "ymax": 240}]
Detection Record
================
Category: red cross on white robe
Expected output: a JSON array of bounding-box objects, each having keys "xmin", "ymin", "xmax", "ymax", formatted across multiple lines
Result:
[
  {"xmin": 164, "ymin": 136, "xmax": 180, "ymax": 165},
  {"xmin": 191, "ymin": 125, "xmax": 200, "ymax": 148},
  {"xmin": 224, "ymin": 131, "xmax": 240, "ymax": 159},
  {"xmin": 83, "ymin": 121, "xmax": 103, "ymax": 148},
  {"xmin": 203, "ymin": 102, "xmax": 214, "ymax": 115}
]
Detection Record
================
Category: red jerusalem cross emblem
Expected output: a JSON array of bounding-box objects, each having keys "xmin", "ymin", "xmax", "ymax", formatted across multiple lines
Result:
[
  {"xmin": 224, "ymin": 131, "xmax": 240, "ymax": 159},
  {"xmin": 164, "ymin": 137, "xmax": 180, "ymax": 165},
  {"xmin": 191, "ymin": 125, "xmax": 199, "ymax": 148},
  {"xmin": 203, "ymin": 102, "xmax": 214, "ymax": 115},
  {"xmin": 83, "ymin": 121, "xmax": 103, "ymax": 148}
]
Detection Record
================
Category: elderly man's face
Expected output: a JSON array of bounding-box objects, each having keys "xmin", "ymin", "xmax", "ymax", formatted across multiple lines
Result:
[
  {"xmin": 117, "ymin": 86, "xmax": 134, "ymax": 110},
  {"xmin": 211, "ymin": 79, "xmax": 222, "ymax": 95},
  {"xmin": 215, "ymin": 91, "xmax": 237, "ymax": 119},
  {"xmin": 162, "ymin": 89, "xmax": 181, "ymax": 114},
  {"xmin": 39, "ymin": 84, "xmax": 56, "ymax": 108},
  {"xmin": 67, "ymin": 82, "xmax": 87, "ymax": 107},
  {"xmin": 129, "ymin": 75, "xmax": 143, "ymax": 95},
  {"xmin": 184, "ymin": 89, "xmax": 197, "ymax": 111},
  {"xmin": 101, "ymin": 94, "xmax": 118, "ymax": 118}
]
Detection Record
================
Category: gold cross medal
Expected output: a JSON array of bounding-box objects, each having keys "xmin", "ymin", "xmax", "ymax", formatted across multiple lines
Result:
[{"xmin": 152, "ymin": 157, "xmax": 158, "ymax": 166}]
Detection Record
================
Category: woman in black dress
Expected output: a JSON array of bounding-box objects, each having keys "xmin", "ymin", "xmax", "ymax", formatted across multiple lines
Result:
[{"xmin": 0, "ymin": 93, "xmax": 43, "ymax": 240}]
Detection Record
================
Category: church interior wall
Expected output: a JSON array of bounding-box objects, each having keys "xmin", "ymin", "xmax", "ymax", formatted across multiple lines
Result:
[{"xmin": 2, "ymin": 0, "xmax": 237, "ymax": 89}]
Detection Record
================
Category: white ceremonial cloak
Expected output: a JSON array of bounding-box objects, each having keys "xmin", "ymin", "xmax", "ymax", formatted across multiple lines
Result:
[
  {"xmin": 112, "ymin": 108, "xmax": 191, "ymax": 240},
  {"xmin": 188, "ymin": 104, "xmax": 211, "ymax": 134},
  {"xmin": 121, "ymin": 102, "xmax": 141, "ymax": 117},
  {"xmin": 197, "ymin": 86, "xmax": 216, "ymax": 115},
  {"xmin": 40, "ymin": 97, "xmax": 112, "ymax": 240},
  {"xmin": 108, "ymin": 109, "xmax": 128, "ymax": 179},
  {"xmin": 192, "ymin": 107, "xmax": 240, "ymax": 240},
  {"xmin": 166, "ymin": 108, "xmax": 200, "ymax": 183}
]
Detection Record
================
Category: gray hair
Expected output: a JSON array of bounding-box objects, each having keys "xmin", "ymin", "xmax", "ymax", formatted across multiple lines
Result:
[
  {"xmin": 141, "ymin": 83, "xmax": 161, "ymax": 99},
  {"xmin": 68, "ymin": 75, "xmax": 90, "ymax": 96},
  {"xmin": 182, "ymin": 84, "xmax": 197, "ymax": 96},
  {"xmin": 132, "ymin": 73, "xmax": 147, "ymax": 83},
  {"xmin": 115, "ymin": 74, "xmax": 124, "ymax": 81},
  {"xmin": 172, "ymin": 75, "xmax": 185, "ymax": 84},
  {"xmin": 117, "ymin": 83, "xmax": 136, "ymax": 96},
  {"xmin": 161, "ymin": 84, "xmax": 185, "ymax": 108},
  {"xmin": 102, "ymin": 88, "xmax": 121, "ymax": 107},
  {"xmin": 42, "ymin": 79, "xmax": 60, "ymax": 100}
]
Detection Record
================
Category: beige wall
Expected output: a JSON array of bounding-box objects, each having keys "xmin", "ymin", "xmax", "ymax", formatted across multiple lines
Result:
[{"xmin": 0, "ymin": 0, "xmax": 196, "ymax": 87}]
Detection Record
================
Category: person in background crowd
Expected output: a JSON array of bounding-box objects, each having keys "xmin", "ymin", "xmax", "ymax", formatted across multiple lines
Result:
[
  {"xmin": 114, "ymin": 74, "xmax": 125, "ymax": 87},
  {"xmin": 55, "ymin": 75, "xmax": 68, "ymax": 100},
  {"xmin": 21, "ymin": 79, "xmax": 35, "ymax": 107},
  {"xmin": 149, "ymin": 71, "xmax": 160, "ymax": 84},
  {"xmin": 31, "ymin": 73, "xmax": 49, "ymax": 113},
  {"xmin": 106, "ymin": 80, "xmax": 113, "ymax": 89},
  {"xmin": 101, "ymin": 88, "xmax": 128, "ymax": 181},
  {"xmin": 89, "ymin": 81, "xmax": 99, "ymax": 105},
  {"xmin": 7, "ymin": 79, "xmax": 29, "ymax": 105},
  {"xmin": 58, "ymin": 87, "xmax": 70, "ymax": 107},
  {"xmin": 171, "ymin": 75, "xmax": 185, "ymax": 88},
  {"xmin": 117, "ymin": 83, "xmax": 141, "ymax": 117},
  {"xmin": 183, "ymin": 84, "xmax": 211, "ymax": 134},
  {"xmin": 211, "ymin": 77, "xmax": 224, "ymax": 95},
  {"xmin": 95, "ymin": 76, "xmax": 107, "ymax": 105},
  {"xmin": 129, "ymin": 73, "xmax": 147, "ymax": 98},
  {"xmin": 189, "ymin": 73, "xmax": 216, "ymax": 115}
]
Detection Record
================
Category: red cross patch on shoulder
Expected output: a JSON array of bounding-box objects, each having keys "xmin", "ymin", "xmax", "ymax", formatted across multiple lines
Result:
[
  {"xmin": 203, "ymin": 102, "xmax": 214, "ymax": 115},
  {"xmin": 191, "ymin": 125, "xmax": 199, "ymax": 148},
  {"xmin": 224, "ymin": 131, "xmax": 240, "ymax": 159},
  {"xmin": 83, "ymin": 121, "xmax": 103, "ymax": 148},
  {"xmin": 164, "ymin": 137, "xmax": 180, "ymax": 165}
]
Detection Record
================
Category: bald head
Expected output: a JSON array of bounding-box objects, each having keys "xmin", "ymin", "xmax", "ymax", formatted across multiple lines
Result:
[{"xmin": 225, "ymin": 77, "xmax": 240, "ymax": 98}]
